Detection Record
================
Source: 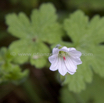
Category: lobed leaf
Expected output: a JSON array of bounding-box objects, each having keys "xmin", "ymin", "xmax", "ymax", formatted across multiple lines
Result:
[
  {"xmin": 63, "ymin": 10, "xmax": 104, "ymax": 92},
  {"xmin": 6, "ymin": 3, "xmax": 62, "ymax": 67}
]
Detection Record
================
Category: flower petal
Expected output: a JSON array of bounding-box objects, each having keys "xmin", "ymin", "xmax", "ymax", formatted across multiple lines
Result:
[
  {"xmin": 71, "ymin": 57, "xmax": 82, "ymax": 65},
  {"xmin": 48, "ymin": 46, "xmax": 82, "ymax": 76},
  {"xmin": 58, "ymin": 57, "xmax": 67, "ymax": 76},
  {"xmin": 49, "ymin": 64, "xmax": 58, "ymax": 71},
  {"xmin": 52, "ymin": 48, "xmax": 59, "ymax": 54},
  {"xmin": 48, "ymin": 54, "xmax": 58, "ymax": 64},
  {"xmin": 68, "ymin": 47, "xmax": 76, "ymax": 51},
  {"xmin": 64, "ymin": 56, "xmax": 77, "ymax": 73},
  {"xmin": 59, "ymin": 46, "xmax": 69, "ymax": 52},
  {"xmin": 68, "ymin": 50, "xmax": 82, "ymax": 58},
  {"xmin": 49, "ymin": 56, "xmax": 59, "ymax": 71},
  {"xmin": 67, "ymin": 71, "xmax": 75, "ymax": 75}
]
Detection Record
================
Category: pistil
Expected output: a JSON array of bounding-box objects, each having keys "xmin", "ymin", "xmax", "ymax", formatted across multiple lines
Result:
[{"xmin": 63, "ymin": 56, "xmax": 66, "ymax": 60}]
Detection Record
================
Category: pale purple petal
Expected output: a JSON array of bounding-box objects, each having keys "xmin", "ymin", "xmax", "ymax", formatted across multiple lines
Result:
[
  {"xmin": 64, "ymin": 56, "xmax": 77, "ymax": 73},
  {"xmin": 48, "ymin": 46, "xmax": 82, "ymax": 76},
  {"xmin": 49, "ymin": 56, "xmax": 58, "ymax": 71},
  {"xmin": 52, "ymin": 48, "xmax": 59, "ymax": 54},
  {"xmin": 70, "ymin": 57, "xmax": 82, "ymax": 65},
  {"xmin": 68, "ymin": 50, "xmax": 82, "ymax": 58},
  {"xmin": 68, "ymin": 48, "xmax": 76, "ymax": 51},
  {"xmin": 68, "ymin": 71, "xmax": 75, "ymax": 75},
  {"xmin": 49, "ymin": 64, "xmax": 58, "ymax": 71},
  {"xmin": 59, "ymin": 46, "xmax": 69, "ymax": 52},
  {"xmin": 58, "ymin": 57, "xmax": 67, "ymax": 76},
  {"xmin": 48, "ymin": 54, "xmax": 58, "ymax": 64}
]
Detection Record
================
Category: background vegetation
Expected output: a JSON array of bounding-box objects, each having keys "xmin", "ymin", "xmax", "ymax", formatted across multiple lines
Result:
[{"xmin": 0, "ymin": 0, "xmax": 104, "ymax": 103}]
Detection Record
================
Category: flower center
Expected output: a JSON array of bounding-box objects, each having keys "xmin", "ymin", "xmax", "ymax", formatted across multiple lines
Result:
[{"xmin": 59, "ymin": 51, "xmax": 66, "ymax": 60}]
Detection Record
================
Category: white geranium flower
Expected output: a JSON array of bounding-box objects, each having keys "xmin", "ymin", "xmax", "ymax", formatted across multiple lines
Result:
[{"xmin": 48, "ymin": 46, "xmax": 82, "ymax": 76}]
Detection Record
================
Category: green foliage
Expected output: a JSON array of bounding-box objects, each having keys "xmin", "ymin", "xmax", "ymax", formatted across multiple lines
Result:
[
  {"xmin": 5, "ymin": 2, "xmax": 104, "ymax": 94},
  {"xmin": 63, "ymin": 10, "xmax": 104, "ymax": 92},
  {"xmin": 60, "ymin": 86, "xmax": 77, "ymax": 103},
  {"xmin": 66, "ymin": 0, "xmax": 104, "ymax": 10},
  {"xmin": 6, "ymin": 3, "xmax": 63, "ymax": 68},
  {"xmin": 60, "ymin": 74, "xmax": 104, "ymax": 103},
  {"xmin": 80, "ymin": 74, "xmax": 104, "ymax": 103},
  {"xmin": 0, "ymin": 47, "xmax": 28, "ymax": 84}
]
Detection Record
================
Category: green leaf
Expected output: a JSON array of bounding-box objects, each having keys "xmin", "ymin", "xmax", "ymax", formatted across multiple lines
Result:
[
  {"xmin": 63, "ymin": 10, "xmax": 104, "ymax": 92},
  {"xmin": 1, "ymin": 63, "xmax": 28, "ymax": 83},
  {"xmin": 6, "ymin": 3, "xmax": 62, "ymax": 67},
  {"xmin": 6, "ymin": 13, "xmax": 30, "ymax": 39},
  {"xmin": 0, "ymin": 47, "xmax": 29, "ymax": 84},
  {"xmin": 64, "ymin": 10, "xmax": 88, "ymax": 45},
  {"xmin": 30, "ymin": 57, "xmax": 47, "ymax": 68},
  {"xmin": 31, "ymin": 3, "xmax": 63, "ymax": 43},
  {"xmin": 0, "ymin": 47, "xmax": 14, "ymax": 64},
  {"xmin": 9, "ymin": 40, "xmax": 30, "ymax": 64},
  {"xmin": 9, "ymin": 39, "xmax": 50, "ymax": 67},
  {"xmin": 64, "ymin": 56, "xmax": 93, "ymax": 93},
  {"xmin": 6, "ymin": 3, "xmax": 62, "ymax": 43},
  {"xmin": 80, "ymin": 74, "xmax": 104, "ymax": 103},
  {"xmin": 60, "ymin": 74, "xmax": 104, "ymax": 103},
  {"xmin": 86, "ymin": 15, "xmax": 104, "ymax": 44},
  {"xmin": 60, "ymin": 86, "xmax": 77, "ymax": 103},
  {"xmin": 89, "ymin": 45, "xmax": 104, "ymax": 77}
]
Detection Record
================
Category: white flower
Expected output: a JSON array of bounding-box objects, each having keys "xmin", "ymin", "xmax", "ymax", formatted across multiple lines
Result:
[{"xmin": 48, "ymin": 46, "xmax": 82, "ymax": 76}]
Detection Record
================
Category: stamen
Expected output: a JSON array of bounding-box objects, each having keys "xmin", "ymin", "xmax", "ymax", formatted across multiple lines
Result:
[{"xmin": 63, "ymin": 56, "xmax": 66, "ymax": 60}]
